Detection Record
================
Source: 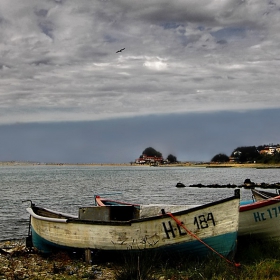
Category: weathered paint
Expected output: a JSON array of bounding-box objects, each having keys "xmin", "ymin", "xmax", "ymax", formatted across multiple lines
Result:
[
  {"xmin": 239, "ymin": 195, "xmax": 280, "ymax": 239},
  {"xmin": 31, "ymin": 226, "xmax": 237, "ymax": 258},
  {"xmin": 27, "ymin": 191, "xmax": 240, "ymax": 258}
]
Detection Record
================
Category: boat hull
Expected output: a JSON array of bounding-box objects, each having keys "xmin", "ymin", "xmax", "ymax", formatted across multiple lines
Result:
[
  {"xmin": 31, "ymin": 226, "xmax": 237, "ymax": 259},
  {"xmin": 239, "ymin": 195, "xmax": 280, "ymax": 239},
  {"xmin": 27, "ymin": 191, "xmax": 240, "ymax": 258}
]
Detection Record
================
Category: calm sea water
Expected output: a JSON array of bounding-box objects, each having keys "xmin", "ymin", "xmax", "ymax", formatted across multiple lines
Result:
[{"xmin": 0, "ymin": 165, "xmax": 279, "ymax": 241}]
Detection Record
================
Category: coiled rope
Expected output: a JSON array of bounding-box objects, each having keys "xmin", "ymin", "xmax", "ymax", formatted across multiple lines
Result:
[{"xmin": 165, "ymin": 212, "xmax": 241, "ymax": 267}]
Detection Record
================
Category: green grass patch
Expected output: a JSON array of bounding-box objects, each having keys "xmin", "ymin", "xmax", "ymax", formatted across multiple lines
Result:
[{"xmin": 112, "ymin": 237, "xmax": 280, "ymax": 280}]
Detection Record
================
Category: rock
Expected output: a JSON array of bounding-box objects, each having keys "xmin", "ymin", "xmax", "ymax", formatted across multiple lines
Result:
[
  {"xmin": 244, "ymin": 178, "xmax": 255, "ymax": 185},
  {"xmin": 176, "ymin": 182, "xmax": 186, "ymax": 188}
]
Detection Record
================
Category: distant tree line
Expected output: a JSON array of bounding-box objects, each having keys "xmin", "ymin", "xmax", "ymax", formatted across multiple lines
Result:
[
  {"xmin": 139, "ymin": 147, "xmax": 178, "ymax": 163},
  {"xmin": 211, "ymin": 144, "xmax": 280, "ymax": 164},
  {"xmin": 141, "ymin": 147, "xmax": 162, "ymax": 158},
  {"xmin": 138, "ymin": 145, "xmax": 280, "ymax": 165}
]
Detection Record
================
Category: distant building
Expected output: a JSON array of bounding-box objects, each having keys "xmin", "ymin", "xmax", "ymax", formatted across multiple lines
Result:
[
  {"xmin": 135, "ymin": 154, "xmax": 164, "ymax": 165},
  {"xmin": 259, "ymin": 146, "xmax": 276, "ymax": 155},
  {"xmin": 229, "ymin": 156, "xmax": 238, "ymax": 162}
]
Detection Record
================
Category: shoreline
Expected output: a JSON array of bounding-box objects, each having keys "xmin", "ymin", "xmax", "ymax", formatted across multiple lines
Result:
[
  {"xmin": 0, "ymin": 161, "xmax": 280, "ymax": 169},
  {"xmin": 0, "ymin": 239, "xmax": 115, "ymax": 279}
]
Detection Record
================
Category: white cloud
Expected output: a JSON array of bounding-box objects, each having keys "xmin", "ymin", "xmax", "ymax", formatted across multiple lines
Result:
[{"xmin": 143, "ymin": 58, "xmax": 168, "ymax": 71}]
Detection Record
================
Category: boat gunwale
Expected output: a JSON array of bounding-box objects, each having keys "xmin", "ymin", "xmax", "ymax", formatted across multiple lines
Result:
[
  {"xmin": 239, "ymin": 195, "xmax": 280, "ymax": 212},
  {"xmin": 27, "ymin": 207, "xmax": 69, "ymax": 223}
]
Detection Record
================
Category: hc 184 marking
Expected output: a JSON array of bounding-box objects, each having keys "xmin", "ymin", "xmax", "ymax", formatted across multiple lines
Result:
[
  {"xmin": 194, "ymin": 213, "xmax": 215, "ymax": 229},
  {"xmin": 253, "ymin": 206, "xmax": 280, "ymax": 222},
  {"xmin": 162, "ymin": 213, "xmax": 216, "ymax": 239}
]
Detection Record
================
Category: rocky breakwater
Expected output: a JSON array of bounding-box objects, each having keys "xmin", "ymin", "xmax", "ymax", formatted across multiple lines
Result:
[{"xmin": 189, "ymin": 179, "xmax": 280, "ymax": 189}]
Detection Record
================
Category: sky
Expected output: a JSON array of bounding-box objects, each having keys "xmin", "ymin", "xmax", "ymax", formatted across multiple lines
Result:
[{"xmin": 0, "ymin": 0, "xmax": 280, "ymax": 163}]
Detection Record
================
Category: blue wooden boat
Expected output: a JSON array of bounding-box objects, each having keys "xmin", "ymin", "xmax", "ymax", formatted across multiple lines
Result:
[{"xmin": 26, "ymin": 190, "xmax": 240, "ymax": 260}]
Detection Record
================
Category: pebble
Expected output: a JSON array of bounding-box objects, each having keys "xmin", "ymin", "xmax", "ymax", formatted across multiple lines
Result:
[{"xmin": 0, "ymin": 239, "xmax": 115, "ymax": 279}]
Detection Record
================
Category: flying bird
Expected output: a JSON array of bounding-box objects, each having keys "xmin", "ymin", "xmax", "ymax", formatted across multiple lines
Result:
[{"xmin": 116, "ymin": 48, "xmax": 125, "ymax": 53}]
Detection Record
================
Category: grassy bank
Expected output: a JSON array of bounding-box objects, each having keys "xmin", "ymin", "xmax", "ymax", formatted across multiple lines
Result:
[
  {"xmin": 112, "ymin": 236, "xmax": 280, "ymax": 280},
  {"xmin": 2, "ymin": 236, "xmax": 280, "ymax": 279}
]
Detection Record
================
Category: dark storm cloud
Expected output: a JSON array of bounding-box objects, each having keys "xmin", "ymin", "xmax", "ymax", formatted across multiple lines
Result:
[{"xmin": 0, "ymin": 0, "xmax": 279, "ymax": 124}]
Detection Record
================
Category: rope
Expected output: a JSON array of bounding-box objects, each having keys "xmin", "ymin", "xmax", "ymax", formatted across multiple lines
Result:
[{"xmin": 165, "ymin": 212, "xmax": 241, "ymax": 267}]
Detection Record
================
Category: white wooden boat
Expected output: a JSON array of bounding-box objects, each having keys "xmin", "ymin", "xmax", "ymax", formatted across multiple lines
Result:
[
  {"xmin": 251, "ymin": 189, "xmax": 279, "ymax": 202},
  {"xmin": 26, "ymin": 190, "xmax": 240, "ymax": 260},
  {"xmin": 239, "ymin": 192, "xmax": 280, "ymax": 239}
]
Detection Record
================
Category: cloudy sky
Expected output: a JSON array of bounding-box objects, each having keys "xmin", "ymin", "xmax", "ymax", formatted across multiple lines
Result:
[{"xmin": 0, "ymin": 0, "xmax": 280, "ymax": 163}]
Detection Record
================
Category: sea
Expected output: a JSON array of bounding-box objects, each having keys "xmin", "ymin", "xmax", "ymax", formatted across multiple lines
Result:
[{"xmin": 0, "ymin": 164, "xmax": 279, "ymax": 241}]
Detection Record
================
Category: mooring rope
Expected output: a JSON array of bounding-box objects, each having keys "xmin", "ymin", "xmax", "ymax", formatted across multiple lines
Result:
[{"xmin": 165, "ymin": 212, "xmax": 241, "ymax": 267}]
